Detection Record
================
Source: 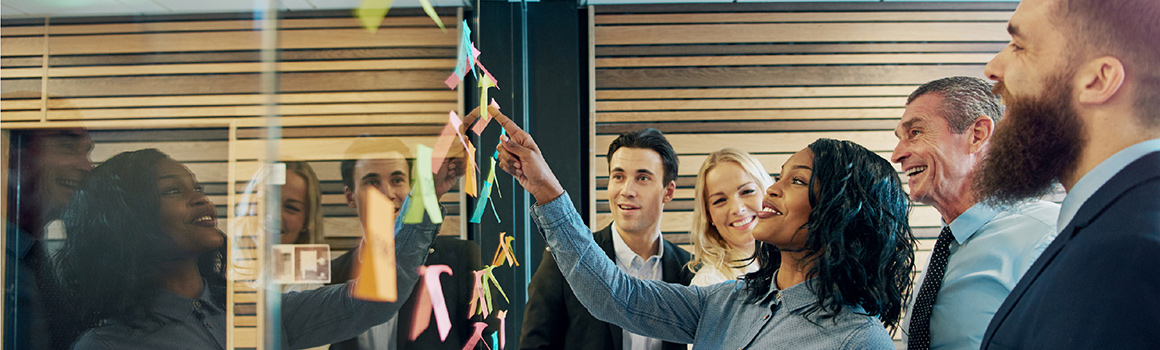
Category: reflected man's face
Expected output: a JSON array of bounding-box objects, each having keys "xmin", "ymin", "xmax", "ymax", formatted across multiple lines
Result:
[
  {"xmin": 22, "ymin": 130, "xmax": 95, "ymax": 221},
  {"xmin": 345, "ymin": 156, "xmax": 411, "ymax": 215}
]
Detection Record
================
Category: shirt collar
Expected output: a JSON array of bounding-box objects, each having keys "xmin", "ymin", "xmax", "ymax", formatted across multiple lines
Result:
[
  {"xmin": 609, "ymin": 222, "xmax": 663, "ymax": 264},
  {"xmin": 946, "ymin": 202, "xmax": 1001, "ymax": 245},
  {"xmin": 1058, "ymin": 138, "xmax": 1160, "ymax": 230},
  {"xmin": 760, "ymin": 271, "xmax": 824, "ymax": 313},
  {"xmin": 152, "ymin": 280, "xmax": 223, "ymax": 320}
]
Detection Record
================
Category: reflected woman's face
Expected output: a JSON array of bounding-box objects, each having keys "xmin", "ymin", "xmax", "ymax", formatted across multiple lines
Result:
[
  {"xmin": 156, "ymin": 157, "xmax": 224, "ymax": 256},
  {"xmin": 752, "ymin": 148, "xmax": 813, "ymax": 249},
  {"xmin": 280, "ymin": 171, "xmax": 308, "ymax": 244}
]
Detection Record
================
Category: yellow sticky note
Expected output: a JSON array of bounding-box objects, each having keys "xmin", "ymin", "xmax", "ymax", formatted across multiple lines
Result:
[
  {"xmin": 355, "ymin": 0, "xmax": 395, "ymax": 33},
  {"xmin": 464, "ymin": 142, "xmax": 478, "ymax": 197},
  {"xmin": 417, "ymin": 0, "xmax": 445, "ymax": 30},
  {"xmin": 352, "ymin": 186, "xmax": 397, "ymax": 302}
]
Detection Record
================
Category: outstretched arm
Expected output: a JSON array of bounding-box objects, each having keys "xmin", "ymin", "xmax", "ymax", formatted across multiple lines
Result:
[{"xmin": 479, "ymin": 107, "xmax": 706, "ymax": 344}]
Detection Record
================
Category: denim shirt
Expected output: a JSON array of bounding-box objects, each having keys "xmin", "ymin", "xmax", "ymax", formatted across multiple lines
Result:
[
  {"xmin": 71, "ymin": 197, "xmax": 443, "ymax": 350},
  {"xmin": 531, "ymin": 192, "xmax": 895, "ymax": 350}
]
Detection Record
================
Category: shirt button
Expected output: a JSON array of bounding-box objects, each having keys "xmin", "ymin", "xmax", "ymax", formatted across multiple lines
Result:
[
  {"xmin": 205, "ymin": 322, "xmax": 214, "ymax": 328},
  {"xmin": 194, "ymin": 301, "xmax": 202, "ymax": 308}
]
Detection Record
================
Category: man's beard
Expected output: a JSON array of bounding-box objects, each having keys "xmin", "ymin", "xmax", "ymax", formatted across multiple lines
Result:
[{"xmin": 975, "ymin": 77, "xmax": 1086, "ymax": 208}]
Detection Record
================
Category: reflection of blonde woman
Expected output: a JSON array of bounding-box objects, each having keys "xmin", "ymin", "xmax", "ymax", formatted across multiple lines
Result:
[
  {"xmin": 282, "ymin": 161, "xmax": 324, "ymax": 244},
  {"xmin": 229, "ymin": 162, "xmax": 325, "ymax": 288},
  {"xmin": 686, "ymin": 149, "xmax": 774, "ymax": 287}
]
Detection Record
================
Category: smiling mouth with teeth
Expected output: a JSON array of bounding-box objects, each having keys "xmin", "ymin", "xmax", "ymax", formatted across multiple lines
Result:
[
  {"xmin": 730, "ymin": 216, "xmax": 756, "ymax": 227},
  {"xmin": 760, "ymin": 203, "xmax": 783, "ymax": 216},
  {"xmin": 906, "ymin": 166, "xmax": 928, "ymax": 177}
]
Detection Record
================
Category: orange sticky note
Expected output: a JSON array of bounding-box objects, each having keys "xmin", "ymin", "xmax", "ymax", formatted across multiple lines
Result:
[
  {"xmin": 352, "ymin": 187, "xmax": 397, "ymax": 302},
  {"xmin": 410, "ymin": 264, "xmax": 453, "ymax": 341}
]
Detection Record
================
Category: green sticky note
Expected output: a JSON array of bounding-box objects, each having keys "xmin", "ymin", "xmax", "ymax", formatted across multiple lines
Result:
[
  {"xmin": 417, "ymin": 0, "xmax": 445, "ymax": 30},
  {"xmin": 404, "ymin": 145, "xmax": 443, "ymax": 224}
]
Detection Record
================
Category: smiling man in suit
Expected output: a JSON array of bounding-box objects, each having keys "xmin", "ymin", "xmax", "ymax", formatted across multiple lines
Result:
[{"xmin": 519, "ymin": 128, "xmax": 694, "ymax": 350}]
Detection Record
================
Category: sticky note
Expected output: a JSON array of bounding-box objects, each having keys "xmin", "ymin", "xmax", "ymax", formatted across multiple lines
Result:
[
  {"xmin": 461, "ymin": 323, "xmax": 490, "ymax": 350},
  {"xmin": 352, "ymin": 187, "xmax": 398, "ymax": 302},
  {"xmin": 404, "ymin": 145, "xmax": 443, "ymax": 224},
  {"xmin": 409, "ymin": 264, "xmax": 453, "ymax": 341},
  {"xmin": 492, "ymin": 333, "xmax": 499, "ymax": 350},
  {"xmin": 417, "ymin": 0, "xmax": 444, "ymax": 30},
  {"xmin": 355, "ymin": 0, "xmax": 394, "ymax": 33},
  {"xmin": 469, "ymin": 181, "xmax": 493, "ymax": 224},
  {"xmin": 431, "ymin": 122, "xmax": 457, "ymax": 174},
  {"xmin": 475, "ymin": 61, "xmax": 499, "ymax": 90},
  {"xmin": 433, "ymin": 111, "xmax": 470, "ymax": 174},
  {"xmin": 464, "ymin": 142, "xmax": 478, "ymax": 197},
  {"xmin": 469, "ymin": 269, "xmax": 489, "ymax": 318},
  {"xmin": 497, "ymin": 310, "xmax": 507, "ymax": 350},
  {"xmin": 445, "ymin": 22, "xmax": 480, "ymax": 90},
  {"xmin": 491, "ymin": 233, "xmax": 518, "ymax": 267},
  {"xmin": 472, "ymin": 75, "xmax": 495, "ymax": 135}
]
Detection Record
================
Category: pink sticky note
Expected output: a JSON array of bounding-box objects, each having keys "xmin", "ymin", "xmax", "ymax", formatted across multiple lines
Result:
[
  {"xmin": 468, "ymin": 270, "xmax": 489, "ymax": 318},
  {"xmin": 431, "ymin": 123, "xmax": 457, "ymax": 174},
  {"xmin": 472, "ymin": 109, "xmax": 492, "ymax": 135},
  {"xmin": 461, "ymin": 323, "xmax": 491, "ymax": 350},
  {"xmin": 444, "ymin": 74, "xmax": 461, "ymax": 90},
  {"xmin": 409, "ymin": 265, "xmax": 453, "ymax": 341},
  {"xmin": 497, "ymin": 310, "xmax": 507, "ymax": 350}
]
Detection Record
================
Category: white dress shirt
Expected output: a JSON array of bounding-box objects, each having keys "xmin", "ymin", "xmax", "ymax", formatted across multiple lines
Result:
[{"xmin": 610, "ymin": 224, "xmax": 665, "ymax": 350}]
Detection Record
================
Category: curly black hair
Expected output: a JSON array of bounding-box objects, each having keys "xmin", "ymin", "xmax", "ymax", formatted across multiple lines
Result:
[
  {"xmin": 55, "ymin": 148, "xmax": 227, "ymax": 330},
  {"xmin": 744, "ymin": 138, "xmax": 915, "ymax": 330}
]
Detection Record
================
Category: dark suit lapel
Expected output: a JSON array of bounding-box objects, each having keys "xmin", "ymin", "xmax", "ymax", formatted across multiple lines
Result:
[
  {"xmin": 660, "ymin": 241, "xmax": 685, "ymax": 284},
  {"xmin": 985, "ymin": 151, "xmax": 1160, "ymax": 346},
  {"xmin": 984, "ymin": 223, "xmax": 1073, "ymax": 343},
  {"xmin": 593, "ymin": 226, "xmax": 624, "ymax": 350}
]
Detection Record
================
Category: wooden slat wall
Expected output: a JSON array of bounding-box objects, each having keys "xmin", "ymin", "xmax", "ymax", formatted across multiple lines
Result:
[
  {"xmin": 2, "ymin": 9, "xmax": 462, "ymax": 350},
  {"xmin": 592, "ymin": 4, "xmax": 1015, "ymax": 341}
]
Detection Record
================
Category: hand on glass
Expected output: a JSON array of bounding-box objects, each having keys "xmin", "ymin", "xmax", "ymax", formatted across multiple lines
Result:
[{"xmin": 462, "ymin": 105, "xmax": 564, "ymax": 204}]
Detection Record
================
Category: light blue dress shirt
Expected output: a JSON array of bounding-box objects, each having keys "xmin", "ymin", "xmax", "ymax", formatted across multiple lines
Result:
[
  {"xmin": 900, "ymin": 200, "xmax": 1059, "ymax": 350},
  {"xmin": 1058, "ymin": 138, "xmax": 1160, "ymax": 230},
  {"xmin": 532, "ymin": 192, "xmax": 895, "ymax": 350}
]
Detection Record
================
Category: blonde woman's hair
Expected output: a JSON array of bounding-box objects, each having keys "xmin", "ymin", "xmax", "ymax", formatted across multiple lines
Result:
[
  {"xmin": 285, "ymin": 161, "xmax": 324, "ymax": 244},
  {"xmin": 228, "ymin": 161, "xmax": 324, "ymax": 285},
  {"xmin": 685, "ymin": 148, "xmax": 774, "ymax": 280}
]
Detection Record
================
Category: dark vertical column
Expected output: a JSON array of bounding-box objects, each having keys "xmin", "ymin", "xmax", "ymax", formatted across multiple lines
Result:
[{"xmin": 471, "ymin": 0, "xmax": 588, "ymax": 348}]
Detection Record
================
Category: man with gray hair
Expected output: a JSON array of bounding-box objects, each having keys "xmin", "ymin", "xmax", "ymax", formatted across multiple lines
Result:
[{"xmin": 890, "ymin": 76, "xmax": 1059, "ymax": 350}]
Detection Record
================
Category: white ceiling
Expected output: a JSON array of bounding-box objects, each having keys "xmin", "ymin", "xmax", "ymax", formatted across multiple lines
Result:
[
  {"xmin": 0, "ymin": 0, "xmax": 463, "ymax": 18},
  {"xmin": 1, "ymin": 0, "xmax": 1017, "ymax": 18}
]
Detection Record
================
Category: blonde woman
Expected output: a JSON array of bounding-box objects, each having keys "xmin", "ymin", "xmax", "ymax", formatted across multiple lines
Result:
[
  {"xmin": 281, "ymin": 161, "xmax": 325, "ymax": 244},
  {"xmin": 686, "ymin": 148, "xmax": 774, "ymax": 287}
]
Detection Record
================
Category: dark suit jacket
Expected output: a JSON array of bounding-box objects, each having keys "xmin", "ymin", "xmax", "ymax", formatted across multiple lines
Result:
[
  {"xmin": 329, "ymin": 236, "xmax": 486, "ymax": 350},
  {"xmin": 518, "ymin": 225, "xmax": 695, "ymax": 350},
  {"xmin": 981, "ymin": 151, "xmax": 1160, "ymax": 349}
]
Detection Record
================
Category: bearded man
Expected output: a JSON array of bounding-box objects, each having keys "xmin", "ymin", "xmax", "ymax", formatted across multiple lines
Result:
[{"xmin": 976, "ymin": 0, "xmax": 1160, "ymax": 348}]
